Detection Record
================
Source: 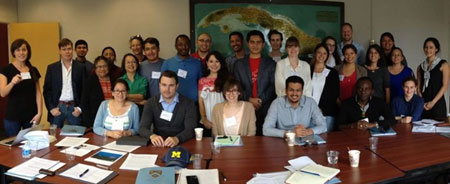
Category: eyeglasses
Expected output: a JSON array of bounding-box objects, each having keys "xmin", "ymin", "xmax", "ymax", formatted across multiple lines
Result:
[
  {"xmin": 113, "ymin": 90, "xmax": 127, "ymax": 94},
  {"xmin": 226, "ymin": 89, "xmax": 239, "ymax": 94}
]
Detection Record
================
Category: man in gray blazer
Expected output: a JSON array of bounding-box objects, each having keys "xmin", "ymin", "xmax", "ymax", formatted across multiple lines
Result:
[
  {"xmin": 233, "ymin": 30, "xmax": 276, "ymax": 136},
  {"xmin": 139, "ymin": 70, "xmax": 197, "ymax": 147}
]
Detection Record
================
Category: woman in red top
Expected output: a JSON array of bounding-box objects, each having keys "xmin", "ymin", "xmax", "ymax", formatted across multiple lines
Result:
[{"xmin": 335, "ymin": 44, "xmax": 367, "ymax": 101}]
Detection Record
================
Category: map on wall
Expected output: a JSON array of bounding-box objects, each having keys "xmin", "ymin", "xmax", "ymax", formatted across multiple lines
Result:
[{"xmin": 192, "ymin": 2, "xmax": 343, "ymax": 57}]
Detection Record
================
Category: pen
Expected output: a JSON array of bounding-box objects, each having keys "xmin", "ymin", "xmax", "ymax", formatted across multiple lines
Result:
[
  {"xmin": 79, "ymin": 169, "xmax": 89, "ymax": 177},
  {"xmin": 229, "ymin": 136, "xmax": 232, "ymax": 141},
  {"xmin": 300, "ymin": 170, "xmax": 320, "ymax": 176},
  {"xmin": 220, "ymin": 171, "xmax": 227, "ymax": 182}
]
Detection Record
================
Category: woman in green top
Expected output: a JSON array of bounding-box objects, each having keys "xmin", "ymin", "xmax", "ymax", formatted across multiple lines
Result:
[{"xmin": 120, "ymin": 53, "xmax": 148, "ymax": 106}]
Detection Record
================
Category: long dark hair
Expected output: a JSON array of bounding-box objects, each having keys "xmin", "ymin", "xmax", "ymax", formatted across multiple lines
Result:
[
  {"xmin": 204, "ymin": 51, "xmax": 229, "ymax": 93},
  {"xmin": 321, "ymin": 36, "xmax": 342, "ymax": 65},
  {"xmin": 10, "ymin": 39, "xmax": 37, "ymax": 81},
  {"xmin": 365, "ymin": 44, "xmax": 386, "ymax": 67}
]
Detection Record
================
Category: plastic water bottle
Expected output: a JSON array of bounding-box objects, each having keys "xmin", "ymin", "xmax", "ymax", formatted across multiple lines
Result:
[{"xmin": 22, "ymin": 142, "xmax": 31, "ymax": 158}]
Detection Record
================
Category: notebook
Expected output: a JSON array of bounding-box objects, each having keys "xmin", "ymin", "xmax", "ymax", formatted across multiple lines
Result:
[
  {"xmin": 286, "ymin": 163, "xmax": 340, "ymax": 184},
  {"xmin": 214, "ymin": 135, "xmax": 243, "ymax": 147},
  {"xmin": 135, "ymin": 167, "xmax": 175, "ymax": 184},
  {"xmin": 369, "ymin": 127, "xmax": 397, "ymax": 136},
  {"xmin": 60, "ymin": 125, "xmax": 86, "ymax": 136}
]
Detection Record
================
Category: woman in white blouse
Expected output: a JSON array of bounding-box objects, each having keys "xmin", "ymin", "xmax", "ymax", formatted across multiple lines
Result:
[
  {"xmin": 310, "ymin": 44, "xmax": 340, "ymax": 131},
  {"xmin": 275, "ymin": 36, "xmax": 311, "ymax": 97}
]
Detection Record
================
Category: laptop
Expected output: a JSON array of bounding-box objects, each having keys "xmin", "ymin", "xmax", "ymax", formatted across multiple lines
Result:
[{"xmin": 0, "ymin": 125, "xmax": 41, "ymax": 146}]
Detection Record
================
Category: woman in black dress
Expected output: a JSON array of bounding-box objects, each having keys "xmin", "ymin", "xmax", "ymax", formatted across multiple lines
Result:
[{"xmin": 417, "ymin": 37, "xmax": 449, "ymax": 120}]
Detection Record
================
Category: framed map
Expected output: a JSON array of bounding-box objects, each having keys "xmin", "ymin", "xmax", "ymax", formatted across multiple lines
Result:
[{"xmin": 190, "ymin": 0, "xmax": 344, "ymax": 57}]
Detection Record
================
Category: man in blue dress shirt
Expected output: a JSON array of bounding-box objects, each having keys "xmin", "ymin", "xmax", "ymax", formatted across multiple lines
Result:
[{"xmin": 263, "ymin": 76, "xmax": 327, "ymax": 138}]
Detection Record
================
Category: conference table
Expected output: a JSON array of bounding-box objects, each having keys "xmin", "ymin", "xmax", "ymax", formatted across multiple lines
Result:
[{"xmin": 1, "ymin": 123, "xmax": 450, "ymax": 183}]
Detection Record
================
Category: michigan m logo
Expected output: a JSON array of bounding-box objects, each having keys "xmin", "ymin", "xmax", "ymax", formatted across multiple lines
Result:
[{"xmin": 171, "ymin": 151, "xmax": 181, "ymax": 158}]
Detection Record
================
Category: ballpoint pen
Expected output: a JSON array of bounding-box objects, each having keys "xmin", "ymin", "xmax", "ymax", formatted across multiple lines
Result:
[
  {"xmin": 79, "ymin": 169, "xmax": 89, "ymax": 177},
  {"xmin": 220, "ymin": 171, "xmax": 227, "ymax": 182}
]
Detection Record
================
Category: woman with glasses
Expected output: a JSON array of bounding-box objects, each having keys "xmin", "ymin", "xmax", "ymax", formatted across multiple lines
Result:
[
  {"xmin": 211, "ymin": 78, "xmax": 256, "ymax": 136},
  {"xmin": 82, "ymin": 56, "xmax": 113, "ymax": 127},
  {"xmin": 321, "ymin": 36, "xmax": 342, "ymax": 67},
  {"xmin": 93, "ymin": 79, "xmax": 139, "ymax": 138}
]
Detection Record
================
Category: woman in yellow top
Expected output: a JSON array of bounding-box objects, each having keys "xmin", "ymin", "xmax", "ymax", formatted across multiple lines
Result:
[{"xmin": 211, "ymin": 78, "xmax": 256, "ymax": 136}]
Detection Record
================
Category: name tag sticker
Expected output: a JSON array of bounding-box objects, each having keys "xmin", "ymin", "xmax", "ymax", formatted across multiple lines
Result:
[
  {"xmin": 151, "ymin": 71, "xmax": 161, "ymax": 79},
  {"xmin": 177, "ymin": 69, "xmax": 188, "ymax": 79},
  {"xmin": 339, "ymin": 75, "xmax": 344, "ymax": 81},
  {"xmin": 224, "ymin": 116, "xmax": 237, "ymax": 127},
  {"xmin": 21, "ymin": 72, "xmax": 31, "ymax": 80},
  {"xmin": 160, "ymin": 110, "xmax": 173, "ymax": 121}
]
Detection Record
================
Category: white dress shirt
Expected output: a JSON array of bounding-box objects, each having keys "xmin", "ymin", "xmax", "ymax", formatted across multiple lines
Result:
[
  {"xmin": 275, "ymin": 57, "xmax": 312, "ymax": 97},
  {"xmin": 59, "ymin": 60, "xmax": 74, "ymax": 101}
]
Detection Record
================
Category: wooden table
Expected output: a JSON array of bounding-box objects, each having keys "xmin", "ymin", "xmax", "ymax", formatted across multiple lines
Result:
[{"xmin": 209, "ymin": 133, "xmax": 404, "ymax": 183}]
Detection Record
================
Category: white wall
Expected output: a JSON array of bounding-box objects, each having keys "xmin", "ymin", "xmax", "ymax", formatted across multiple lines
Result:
[{"xmin": 0, "ymin": 0, "xmax": 17, "ymax": 23}]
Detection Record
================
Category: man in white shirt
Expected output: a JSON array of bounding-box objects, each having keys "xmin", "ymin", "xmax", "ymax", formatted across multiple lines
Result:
[{"xmin": 43, "ymin": 38, "xmax": 86, "ymax": 127}]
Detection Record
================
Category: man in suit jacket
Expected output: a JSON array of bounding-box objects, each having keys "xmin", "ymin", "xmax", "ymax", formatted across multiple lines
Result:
[
  {"xmin": 139, "ymin": 70, "xmax": 197, "ymax": 147},
  {"xmin": 43, "ymin": 38, "xmax": 86, "ymax": 127},
  {"xmin": 234, "ymin": 30, "xmax": 276, "ymax": 136}
]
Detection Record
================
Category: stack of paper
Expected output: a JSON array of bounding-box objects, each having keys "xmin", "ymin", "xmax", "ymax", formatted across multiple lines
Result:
[
  {"xmin": 214, "ymin": 136, "xmax": 243, "ymax": 147},
  {"xmin": 85, "ymin": 149, "xmax": 127, "ymax": 166},
  {"xmin": 102, "ymin": 141, "xmax": 140, "ymax": 152},
  {"xmin": 5, "ymin": 157, "xmax": 65, "ymax": 180},
  {"xmin": 59, "ymin": 163, "xmax": 117, "ymax": 184},
  {"xmin": 296, "ymin": 135, "xmax": 326, "ymax": 146},
  {"xmin": 120, "ymin": 153, "xmax": 158, "ymax": 170},
  {"xmin": 177, "ymin": 169, "xmax": 219, "ymax": 184},
  {"xmin": 247, "ymin": 171, "xmax": 291, "ymax": 184},
  {"xmin": 55, "ymin": 137, "xmax": 89, "ymax": 147}
]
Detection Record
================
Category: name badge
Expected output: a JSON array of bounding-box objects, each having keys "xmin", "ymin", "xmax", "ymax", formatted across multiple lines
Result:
[
  {"xmin": 339, "ymin": 74, "xmax": 344, "ymax": 81},
  {"xmin": 160, "ymin": 110, "xmax": 173, "ymax": 121},
  {"xmin": 151, "ymin": 71, "xmax": 161, "ymax": 79},
  {"xmin": 177, "ymin": 69, "xmax": 188, "ymax": 79},
  {"xmin": 105, "ymin": 116, "xmax": 128, "ymax": 131},
  {"xmin": 200, "ymin": 90, "xmax": 208, "ymax": 99},
  {"xmin": 224, "ymin": 116, "xmax": 237, "ymax": 127},
  {"xmin": 21, "ymin": 72, "xmax": 32, "ymax": 80}
]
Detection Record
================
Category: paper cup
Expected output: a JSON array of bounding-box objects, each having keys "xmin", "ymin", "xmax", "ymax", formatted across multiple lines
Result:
[
  {"xmin": 348, "ymin": 150, "xmax": 361, "ymax": 167},
  {"xmin": 286, "ymin": 132, "xmax": 296, "ymax": 146},
  {"xmin": 194, "ymin": 128, "xmax": 203, "ymax": 141}
]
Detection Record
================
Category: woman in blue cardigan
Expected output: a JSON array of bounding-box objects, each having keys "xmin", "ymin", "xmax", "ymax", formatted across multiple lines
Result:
[{"xmin": 93, "ymin": 79, "xmax": 140, "ymax": 138}]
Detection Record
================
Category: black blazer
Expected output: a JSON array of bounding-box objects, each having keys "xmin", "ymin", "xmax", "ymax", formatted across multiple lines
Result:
[
  {"xmin": 43, "ymin": 60, "xmax": 86, "ymax": 122},
  {"xmin": 81, "ymin": 74, "xmax": 112, "ymax": 127},
  {"xmin": 233, "ymin": 56, "xmax": 276, "ymax": 106},
  {"xmin": 310, "ymin": 66, "xmax": 340, "ymax": 116},
  {"xmin": 139, "ymin": 95, "xmax": 197, "ymax": 143}
]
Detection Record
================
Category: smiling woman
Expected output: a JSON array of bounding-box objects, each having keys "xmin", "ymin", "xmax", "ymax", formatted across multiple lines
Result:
[{"xmin": 0, "ymin": 39, "xmax": 42, "ymax": 137}]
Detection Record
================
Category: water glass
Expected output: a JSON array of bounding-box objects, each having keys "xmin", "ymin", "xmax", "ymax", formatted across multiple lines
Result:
[
  {"xmin": 50, "ymin": 124, "xmax": 57, "ymax": 137},
  {"xmin": 327, "ymin": 150, "xmax": 339, "ymax": 164},
  {"xmin": 193, "ymin": 154, "xmax": 203, "ymax": 169},
  {"xmin": 211, "ymin": 142, "xmax": 221, "ymax": 154},
  {"xmin": 369, "ymin": 137, "xmax": 378, "ymax": 150}
]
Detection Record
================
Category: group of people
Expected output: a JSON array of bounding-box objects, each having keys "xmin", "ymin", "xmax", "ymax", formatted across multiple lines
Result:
[{"xmin": 0, "ymin": 22, "xmax": 448, "ymax": 147}]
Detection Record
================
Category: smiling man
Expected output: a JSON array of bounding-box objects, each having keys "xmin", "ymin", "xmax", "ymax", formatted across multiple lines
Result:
[
  {"xmin": 139, "ymin": 71, "xmax": 197, "ymax": 147},
  {"xmin": 140, "ymin": 37, "xmax": 164, "ymax": 98},
  {"xmin": 225, "ymin": 31, "xmax": 247, "ymax": 74},
  {"xmin": 263, "ymin": 76, "xmax": 326, "ymax": 138},
  {"xmin": 337, "ymin": 77, "xmax": 395, "ymax": 130},
  {"xmin": 161, "ymin": 34, "xmax": 202, "ymax": 102},
  {"xmin": 191, "ymin": 33, "xmax": 211, "ymax": 69}
]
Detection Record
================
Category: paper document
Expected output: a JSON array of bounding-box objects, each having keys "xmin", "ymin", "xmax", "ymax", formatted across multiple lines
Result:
[
  {"xmin": 5, "ymin": 157, "xmax": 65, "ymax": 180},
  {"xmin": 85, "ymin": 149, "xmax": 127, "ymax": 166},
  {"xmin": 436, "ymin": 127, "xmax": 450, "ymax": 133},
  {"xmin": 288, "ymin": 156, "xmax": 315, "ymax": 170},
  {"xmin": 55, "ymin": 137, "xmax": 89, "ymax": 147},
  {"xmin": 177, "ymin": 169, "xmax": 219, "ymax": 184},
  {"xmin": 120, "ymin": 153, "xmax": 158, "ymax": 170},
  {"xmin": 59, "ymin": 163, "xmax": 115, "ymax": 184},
  {"xmin": 102, "ymin": 141, "xmax": 140, "ymax": 152},
  {"xmin": 412, "ymin": 126, "xmax": 436, "ymax": 133},
  {"xmin": 214, "ymin": 136, "xmax": 243, "ymax": 147},
  {"xmin": 247, "ymin": 171, "xmax": 291, "ymax": 184},
  {"xmin": 61, "ymin": 146, "xmax": 92, "ymax": 157},
  {"xmin": 412, "ymin": 119, "xmax": 442, "ymax": 126}
]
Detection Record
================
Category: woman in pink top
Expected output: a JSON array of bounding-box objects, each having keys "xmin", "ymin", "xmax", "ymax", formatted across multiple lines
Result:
[{"xmin": 211, "ymin": 78, "xmax": 256, "ymax": 136}]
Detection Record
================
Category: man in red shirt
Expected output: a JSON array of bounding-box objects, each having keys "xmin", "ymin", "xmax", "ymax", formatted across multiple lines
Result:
[{"xmin": 233, "ymin": 30, "xmax": 276, "ymax": 136}]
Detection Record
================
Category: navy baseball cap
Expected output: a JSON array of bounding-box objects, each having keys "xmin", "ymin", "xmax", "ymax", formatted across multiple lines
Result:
[{"xmin": 163, "ymin": 146, "xmax": 191, "ymax": 168}]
